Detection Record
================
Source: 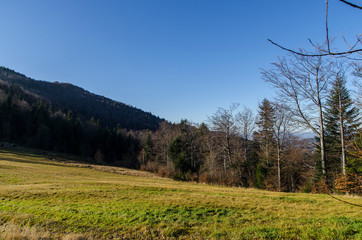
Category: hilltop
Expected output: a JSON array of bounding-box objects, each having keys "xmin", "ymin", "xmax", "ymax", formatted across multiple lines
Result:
[{"xmin": 0, "ymin": 66, "xmax": 163, "ymax": 131}]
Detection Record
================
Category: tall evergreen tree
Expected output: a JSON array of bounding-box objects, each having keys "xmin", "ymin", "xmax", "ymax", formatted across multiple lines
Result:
[
  {"xmin": 253, "ymin": 99, "xmax": 276, "ymax": 188},
  {"xmin": 254, "ymin": 99, "xmax": 276, "ymax": 165},
  {"xmin": 325, "ymin": 74, "xmax": 360, "ymax": 176}
]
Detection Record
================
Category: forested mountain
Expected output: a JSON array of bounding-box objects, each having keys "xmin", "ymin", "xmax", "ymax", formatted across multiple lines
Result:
[
  {"xmin": 0, "ymin": 66, "xmax": 163, "ymax": 131},
  {"xmin": 0, "ymin": 76, "xmax": 144, "ymax": 167}
]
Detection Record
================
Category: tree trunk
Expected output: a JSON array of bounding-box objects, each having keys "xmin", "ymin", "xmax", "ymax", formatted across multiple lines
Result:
[
  {"xmin": 316, "ymin": 78, "xmax": 326, "ymax": 177},
  {"xmin": 277, "ymin": 143, "xmax": 281, "ymax": 191},
  {"xmin": 223, "ymin": 157, "xmax": 227, "ymax": 173},
  {"xmin": 319, "ymin": 120, "xmax": 326, "ymax": 176},
  {"xmin": 226, "ymin": 136, "xmax": 232, "ymax": 167},
  {"xmin": 338, "ymin": 89, "xmax": 346, "ymax": 175}
]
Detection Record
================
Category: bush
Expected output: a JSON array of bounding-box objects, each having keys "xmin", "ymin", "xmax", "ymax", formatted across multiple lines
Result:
[
  {"xmin": 301, "ymin": 180, "xmax": 313, "ymax": 193},
  {"xmin": 335, "ymin": 173, "xmax": 362, "ymax": 195},
  {"xmin": 198, "ymin": 173, "xmax": 208, "ymax": 183},
  {"xmin": 157, "ymin": 166, "xmax": 174, "ymax": 178},
  {"xmin": 140, "ymin": 161, "xmax": 160, "ymax": 173},
  {"xmin": 312, "ymin": 178, "xmax": 330, "ymax": 194},
  {"xmin": 185, "ymin": 172, "xmax": 198, "ymax": 182},
  {"xmin": 198, "ymin": 172, "xmax": 218, "ymax": 184}
]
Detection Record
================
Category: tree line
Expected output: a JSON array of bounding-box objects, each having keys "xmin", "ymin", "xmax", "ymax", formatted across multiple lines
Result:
[{"xmin": 140, "ymin": 57, "xmax": 361, "ymax": 194}]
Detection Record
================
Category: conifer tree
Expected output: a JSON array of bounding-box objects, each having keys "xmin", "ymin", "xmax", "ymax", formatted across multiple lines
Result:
[
  {"xmin": 253, "ymin": 99, "xmax": 276, "ymax": 188},
  {"xmin": 325, "ymin": 73, "xmax": 360, "ymax": 176},
  {"xmin": 254, "ymin": 99, "xmax": 276, "ymax": 165}
]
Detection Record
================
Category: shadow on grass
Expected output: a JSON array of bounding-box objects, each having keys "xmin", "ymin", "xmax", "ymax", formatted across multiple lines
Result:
[{"xmin": 0, "ymin": 150, "xmax": 71, "ymax": 168}]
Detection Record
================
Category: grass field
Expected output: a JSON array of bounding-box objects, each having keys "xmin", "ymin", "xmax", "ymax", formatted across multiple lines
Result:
[{"xmin": 0, "ymin": 148, "xmax": 361, "ymax": 239}]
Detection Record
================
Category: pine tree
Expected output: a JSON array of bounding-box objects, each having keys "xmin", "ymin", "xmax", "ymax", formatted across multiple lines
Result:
[
  {"xmin": 325, "ymin": 75, "xmax": 360, "ymax": 176},
  {"xmin": 253, "ymin": 99, "xmax": 276, "ymax": 188},
  {"xmin": 169, "ymin": 136, "xmax": 191, "ymax": 178},
  {"xmin": 254, "ymin": 99, "xmax": 276, "ymax": 165}
]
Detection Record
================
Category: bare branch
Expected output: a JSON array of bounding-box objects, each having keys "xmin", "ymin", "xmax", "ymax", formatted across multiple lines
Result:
[
  {"xmin": 341, "ymin": 33, "xmax": 360, "ymax": 52},
  {"xmin": 339, "ymin": 0, "xmax": 362, "ymax": 9},
  {"xmin": 326, "ymin": 0, "xmax": 331, "ymax": 53},
  {"xmin": 268, "ymin": 39, "xmax": 362, "ymax": 58},
  {"xmin": 268, "ymin": 0, "xmax": 362, "ymax": 59},
  {"xmin": 308, "ymin": 39, "xmax": 328, "ymax": 53}
]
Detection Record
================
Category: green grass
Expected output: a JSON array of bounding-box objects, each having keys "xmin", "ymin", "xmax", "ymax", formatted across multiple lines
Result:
[{"xmin": 0, "ymin": 148, "xmax": 361, "ymax": 239}]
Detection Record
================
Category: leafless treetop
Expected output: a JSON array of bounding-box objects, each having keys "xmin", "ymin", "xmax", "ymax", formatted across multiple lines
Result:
[{"xmin": 269, "ymin": 0, "xmax": 362, "ymax": 59}]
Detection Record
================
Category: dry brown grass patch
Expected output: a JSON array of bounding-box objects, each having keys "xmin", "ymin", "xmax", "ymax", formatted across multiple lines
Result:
[
  {"xmin": 0, "ymin": 223, "xmax": 91, "ymax": 240},
  {"xmin": 0, "ymin": 223, "xmax": 51, "ymax": 240}
]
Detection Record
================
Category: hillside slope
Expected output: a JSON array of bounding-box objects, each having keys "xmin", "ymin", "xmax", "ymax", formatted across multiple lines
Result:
[
  {"xmin": 0, "ymin": 67, "xmax": 163, "ymax": 130},
  {"xmin": 0, "ymin": 148, "xmax": 361, "ymax": 239}
]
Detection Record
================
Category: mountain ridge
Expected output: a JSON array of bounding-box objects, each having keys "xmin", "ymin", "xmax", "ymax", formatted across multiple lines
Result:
[{"xmin": 0, "ymin": 66, "xmax": 163, "ymax": 131}]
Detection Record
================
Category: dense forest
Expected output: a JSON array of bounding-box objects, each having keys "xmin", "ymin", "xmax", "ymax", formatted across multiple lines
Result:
[
  {"xmin": 0, "ymin": 67, "xmax": 163, "ymax": 131},
  {"xmin": 0, "ymin": 78, "xmax": 143, "ymax": 167},
  {"xmin": 0, "ymin": 58, "xmax": 361, "ymax": 194}
]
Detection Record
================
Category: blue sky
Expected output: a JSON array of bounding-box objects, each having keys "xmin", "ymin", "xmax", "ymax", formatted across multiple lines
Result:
[{"xmin": 0, "ymin": 0, "xmax": 360, "ymax": 123}]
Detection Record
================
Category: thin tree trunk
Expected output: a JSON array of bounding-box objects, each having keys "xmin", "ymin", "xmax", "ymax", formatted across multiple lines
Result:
[
  {"xmin": 319, "ymin": 115, "xmax": 326, "ymax": 176},
  {"xmin": 277, "ymin": 143, "xmax": 281, "ymax": 191},
  {"xmin": 316, "ymin": 78, "xmax": 326, "ymax": 177},
  {"xmin": 338, "ymin": 88, "xmax": 346, "ymax": 175},
  {"xmin": 166, "ymin": 147, "xmax": 169, "ymax": 167},
  {"xmin": 142, "ymin": 151, "xmax": 145, "ymax": 165},
  {"xmin": 227, "ymin": 136, "xmax": 232, "ymax": 167}
]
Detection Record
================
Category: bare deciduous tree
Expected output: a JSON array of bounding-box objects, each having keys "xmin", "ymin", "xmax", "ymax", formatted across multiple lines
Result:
[
  {"xmin": 261, "ymin": 54, "xmax": 333, "ymax": 177},
  {"xmin": 179, "ymin": 119, "xmax": 200, "ymax": 170},
  {"xmin": 154, "ymin": 121, "xmax": 178, "ymax": 168},
  {"xmin": 237, "ymin": 106, "xmax": 256, "ymax": 162},
  {"xmin": 272, "ymin": 103, "xmax": 292, "ymax": 191},
  {"xmin": 238, "ymin": 106, "xmax": 256, "ymax": 142},
  {"xmin": 208, "ymin": 103, "xmax": 240, "ymax": 173}
]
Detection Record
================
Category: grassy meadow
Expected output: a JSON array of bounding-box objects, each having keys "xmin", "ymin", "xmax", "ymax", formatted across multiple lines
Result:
[{"xmin": 0, "ymin": 148, "xmax": 361, "ymax": 239}]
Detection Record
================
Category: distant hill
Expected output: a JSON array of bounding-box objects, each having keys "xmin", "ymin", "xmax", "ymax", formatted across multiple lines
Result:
[
  {"xmin": 0, "ymin": 66, "xmax": 163, "ymax": 131},
  {"xmin": 295, "ymin": 132, "xmax": 316, "ymax": 139}
]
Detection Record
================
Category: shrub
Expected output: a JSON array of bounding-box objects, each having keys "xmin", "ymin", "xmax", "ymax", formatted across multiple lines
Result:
[
  {"xmin": 335, "ymin": 173, "xmax": 362, "ymax": 195},
  {"xmin": 157, "ymin": 166, "xmax": 174, "ymax": 178},
  {"xmin": 185, "ymin": 172, "xmax": 198, "ymax": 182},
  {"xmin": 312, "ymin": 178, "xmax": 330, "ymax": 194},
  {"xmin": 140, "ymin": 161, "xmax": 160, "ymax": 173},
  {"xmin": 301, "ymin": 180, "xmax": 313, "ymax": 193}
]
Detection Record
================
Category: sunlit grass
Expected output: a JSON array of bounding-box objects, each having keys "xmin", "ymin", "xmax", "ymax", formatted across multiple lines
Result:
[{"xmin": 0, "ymin": 148, "xmax": 361, "ymax": 239}]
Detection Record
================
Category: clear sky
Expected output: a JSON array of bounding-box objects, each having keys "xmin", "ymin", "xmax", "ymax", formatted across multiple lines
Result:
[{"xmin": 0, "ymin": 0, "xmax": 360, "ymax": 124}]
